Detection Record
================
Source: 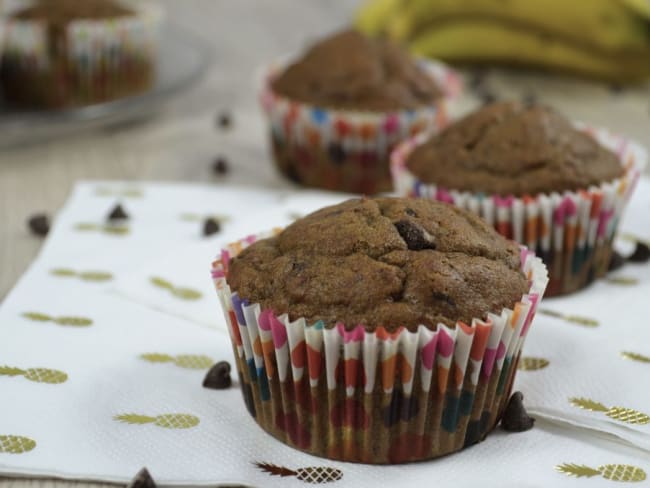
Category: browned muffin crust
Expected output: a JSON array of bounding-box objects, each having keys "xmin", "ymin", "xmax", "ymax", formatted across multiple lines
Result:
[
  {"xmin": 13, "ymin": 0, "xmax": 134, "ymax": 22},
  {"xmin": 227, "ymin": 198, "xmax": 528, "ymax": 331},
  {"xmin": 271, "ymin": 30, "xmax": 442, "ymax": 111},
  {"xmin": 406, "ymin": 101, "xmax": 623, "ymax": 196}
]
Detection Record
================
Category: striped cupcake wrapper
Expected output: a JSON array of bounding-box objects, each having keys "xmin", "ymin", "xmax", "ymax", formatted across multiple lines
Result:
[
  {"xmin": 211, "ymin": 232, "xmax": 549, "ymax": 464},
  {"xmin": 391, "ymin": 126, "xmax": 647, "ymax": 296},
  {"xmin": 259, "ymin": 59, "xmax": 461, "ymax": 195}
]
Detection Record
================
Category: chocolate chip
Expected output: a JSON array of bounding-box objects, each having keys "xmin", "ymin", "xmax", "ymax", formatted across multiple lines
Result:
[
  {"xmin": 608, "ymin": 251, "xmax": 625, "ymax": 272},
  {"xmin": 404, "ymin": 207, "xmax": 417, "ymax": 217},
  {"xmin": 203, "ymin": 361, "xmax": 232, "ymax": 389},
  {"xmin": 216, "ymin": 111, "xmax": 232, "ymax": 129},
  {"xmin": 394, "ymin": 220, "xmax": 436, "ymax": 251},
  {"xmin": 107, "ymin": 203, "xmax": 129, "ymax": 221},
  {"xmin": 327, "ymin": 143, "xmax": 346, "ymax": 164},
  {"xmin": 27, "ymin": 213, "xmax": 50, "ymax": 237},
  {"xmin": 628, "ymin": 241, "xmax": 650, "ymax": 263},
  {"xmin": 212, "ymin": 156, "xmax": 229, "ymax": 175},
  {"xmin": 126, "ymin": 468, "xmax": 156, "ymax": 488},
  {"xmin": 501, "ymin": 391, "xmax": 535, "ymax": 432},
  {"xmin": 202, "ymin": 217, "xmax": 221, "ymax": 237},
  {"xmin": 432, "ymin": 291, "xmax": 455, "ymax": 307}
]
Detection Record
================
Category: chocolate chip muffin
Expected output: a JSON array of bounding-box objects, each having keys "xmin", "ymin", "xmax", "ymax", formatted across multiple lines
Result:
[
  {"xmin": 272, "ymin": 30, "xmax": 442, "ymax": 112},
  {"xmin": 405, "ymin": 101, "xmax": 623, "ymax": 196},
  {"xmin": 260, "ymin": 29, "xmax": 457, "ymax": 194},
  {"xmin": 228, "ymin": 197, "xmax": 527, "ymax": 331},
  {"xmin": 1, "ymin": 0, "xmax": 162, "ymax": 109},
  {"xmin": 212, "ymin": 197, "xmax": 549, "ymax": 463},
  {"xmin": 391, "ymin": 101, "xmax": 644, "ymax": 297}
]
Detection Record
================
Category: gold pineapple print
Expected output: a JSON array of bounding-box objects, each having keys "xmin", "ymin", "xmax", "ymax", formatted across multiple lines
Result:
[
  {"xmin": 255, "ymin": 462, "xmax": 343, "ymax": 484},
  {"xmin": 114, "ymin": 413, "xmax": 200, "ymax": 429},
  {"xmin": 518, "ymin": 357, "xmax": 550, "ymax": 371},
  {"xmin": 621, "ymin": 351, "xmax": 650, "ymax": 364},
  {"xmin": 140, "ymin": 353, "xmax": 213, "ymax": 370},
  {"xmin": 538, "ymin": 309, "xmax": 599, "ymax": 327},
  {"xmin": 0, "ymin": 366, "xmax": 67, "ymax": 384},
  {"xmin": 74, "ymin": 222, "xmax": 129, "ymax": 236},
  {"xmin": 150, "ymin": 277, "xmax": 202, "ymax": 301},
  {"xmin": 556, "ymin": 463, "xmax": 646, "ymax": 482},
  {"xmin": 0, "ymin": 435, "xmax": 36, "ymax": 454},
  {"xmin": 570, "ymin": 398, "xmax": 650, "ymax": 425},
  {"xmin": 50, "ymin": 268, "xmax": 113, "ymax": 282},
  {"xmin": 22, "ymin": 312, "xmax": 92, "ymax": 327}
]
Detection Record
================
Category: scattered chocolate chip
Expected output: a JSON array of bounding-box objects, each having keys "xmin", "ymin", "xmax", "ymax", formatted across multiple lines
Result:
[
  {"xmin": 126, "ymin": 467, "xmax": 156, "ymax": 488},
  {"xmin": 327, "ymin": 143, "xmax": 346, "ymax": 164},
  {"xmin": 628, "ymin": 241, "xmax": 650, "ymax": 263},
  {"xmin": 216, "ymin": 111, "xmax": 232, "ymax": 129},
  {"xmin": 608, "ymin": 251, "xmax": 625, "ymax": 272},
  {"xmin": 501, "ymin": 391, "xmax": 535, "ymax": 432},
  {"xmin": 27, "ymin": 213, "xmax": 50, "ymax": 237},
  {"xmin": 212, "ymin": 156, "xmax": 229, "ymax": 175},
  {"xmin": 202, "ymin": 217, "xmax": 221, "ymax": 237},
  {"xmin": 203, "ymin": 361, "xmax": 232, "ymax": 389},
  {"xmin": 394, "ymin": 220, "xmax": 436, "ymax": 251},
  {"xmin": 107, "ymin": 203, "xmax": 129, "ymax": 222}
]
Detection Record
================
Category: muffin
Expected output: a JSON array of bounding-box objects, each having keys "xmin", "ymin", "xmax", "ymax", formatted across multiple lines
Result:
[
  {"xmin": 260, "ymin": 29, "xmax": 460, "ymax": 194},
  {"xmin": 1, "ymin": 0, "xmax": 162, "ymax": 109},
  {"xmin": 211, "ymin": 197, "xmax": 548, "ymax": 464},
  {"xmin": 392, "ymin": 101, "xmax": 646, "ymax": 296}
]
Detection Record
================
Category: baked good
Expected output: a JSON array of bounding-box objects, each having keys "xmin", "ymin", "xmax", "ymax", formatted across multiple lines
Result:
[
  {"xmin": 392, "ymin": 101, "xmax": 645, "ymax": 296},
  {"xmin": 260, "ymin": 29, "xmax": 458, "ymax": 194},
  {"xmin": 212, "ymin": 197, "xmax": 549, "ymax": 463},
  {"xmin": 405, "ymin": 101, "xmax": 623, "ymax": 196},
  {"xmin": 1, "ymin": 0, "xmax": 162, "ymax": 109}
]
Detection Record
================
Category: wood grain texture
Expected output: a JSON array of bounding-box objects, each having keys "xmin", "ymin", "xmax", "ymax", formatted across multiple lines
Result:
[{"xmin": 1, "ymin": 1, "xmax": 649, "ymax": 487}]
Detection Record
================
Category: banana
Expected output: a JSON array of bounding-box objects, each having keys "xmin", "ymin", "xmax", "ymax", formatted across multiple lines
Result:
[
  {"xmin": 409, "ymin": 20, "xmax": 650, "ymax": 82},
  {"xmin": 355, "ymin": 0, "xmax": 650, "ymax": 81}
]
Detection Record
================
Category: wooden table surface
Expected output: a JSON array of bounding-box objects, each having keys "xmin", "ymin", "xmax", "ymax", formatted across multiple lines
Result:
[{"xmin": 1, "ymin": 1, "xmax": 649, "ymax": 487}]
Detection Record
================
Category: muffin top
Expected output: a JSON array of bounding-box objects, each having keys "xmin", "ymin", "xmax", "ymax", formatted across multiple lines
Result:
[
  {"xmin": 271, "ymin": 30, "xmax": 442, "ymax": 111},
  {"xmin": 406, "ymin": 101, "xmax": 623, "ymax": 196},
  {"xmin": 13, "ymin": 0, "xmax": 134, "ymax": 22},
  {"xmin": 227, "ymin": 197, "xmax": 528, "ymax": 331}
]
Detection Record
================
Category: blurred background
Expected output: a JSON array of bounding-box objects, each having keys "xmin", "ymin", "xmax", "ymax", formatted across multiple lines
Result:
[{"xmin": 1, "ymin": 0, "xmax": 649, "ymax": 297}]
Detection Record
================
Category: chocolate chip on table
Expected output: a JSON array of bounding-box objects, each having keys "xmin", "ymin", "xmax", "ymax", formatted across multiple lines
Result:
[
  {"xmin": 608, "ymin": 251, "xmax": 625, "ymax": 272},
  {"xmin": 216, "ymin": 111, "xmax": 232, "ymax": 129},
  {"xmin": 628, "ymin": 241, "xmax": 650, "ymax": 263},
  {"xmin": 501, "ymin": 391, "xmax": 535, "ymax": 432},
  {"xmin": 126, "ymin": 467, "xmax": 156, "ymax": 488},
  {"xmin": 394, "ymin": 220, "xmax": 436, "ymax": 251},
  {"xmin": 107, "ymin": 203, "xmax": 129, "ymax": 221},
  {"xmin": 202, "ymin": 217, "xmax": 221, "ymax": 237},
  {"xmin": 203, "ymin": 361, "xmax": 232, "ymax": 389},
  {"xmin": 212, "ymin": 156, "xmax": 230, "ymax": 176},
  {"xmin": 27, "ymin": 213, "xmax": 50, "ymax": 237}
]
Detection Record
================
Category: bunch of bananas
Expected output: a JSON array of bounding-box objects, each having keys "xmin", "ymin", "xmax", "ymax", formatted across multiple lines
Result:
[{"xmin": 356, "ymin": 0, "xmax": 650, "ymax": 82}]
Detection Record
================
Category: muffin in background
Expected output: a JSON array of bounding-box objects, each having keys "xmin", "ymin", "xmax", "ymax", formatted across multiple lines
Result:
[
  {"xmin": 0, "ymin": 0, "xmax": 163, "ymax": 109},
  {"xmin": 212, "ymin": 197, "xmax": 548, "ymax": 463},
  {"xmin": 391, "ymin": 101, "xmax": 646, "ymax": 296},
  {"xmin": 260, "ymin": 29, "xmax": 460, "ymax": 195}
]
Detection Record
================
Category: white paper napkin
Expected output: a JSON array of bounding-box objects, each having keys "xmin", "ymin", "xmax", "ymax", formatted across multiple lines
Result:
[{"xmin": 1, "ymin": 181, "xmax": 650, "ymax": 488}]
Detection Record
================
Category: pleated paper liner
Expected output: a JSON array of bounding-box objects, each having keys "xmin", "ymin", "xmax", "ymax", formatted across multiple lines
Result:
[
  {"xmin": 0, "ymin": 0, "xmax": 163, "ymax": 109},
  {"xmin": 211, "ymin": 233, "xmax": 549, "ymax": 464},
  {"xmin": 259, "ymin": 59, "xmax": 461, "ymax": 195},
  {"xmin": 391, "ymin": 126, "xmax": 647, "ymax": 296}
]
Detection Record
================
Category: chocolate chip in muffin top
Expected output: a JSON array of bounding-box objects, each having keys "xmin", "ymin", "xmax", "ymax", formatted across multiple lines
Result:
[
  {"xmin": 271, "ymin": 30, "xmax": 442, "ymax": 112},
  {"xmin": 227, "ymin": 197, "xmax": 528, "ymax": 331},
  {"xmin": 406, "ymin": 101, "xmax": 623, "ymax": 197}
]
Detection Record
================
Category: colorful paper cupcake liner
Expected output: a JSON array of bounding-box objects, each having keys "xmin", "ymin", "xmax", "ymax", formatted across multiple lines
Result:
[
  {"xmin": 259, "ymin": 59, "xmax": 461, "ymax": 194},
  {"xmin": 211, "ymin": 231, "xmax": 549, "ymax": 464},
  {"xmin": 0, "ymin": 0, "xmax": 163, "ymax": 108},
  {"xmin": 391, "ymin": 126, "xmax": 646, "ymax": 296}
]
